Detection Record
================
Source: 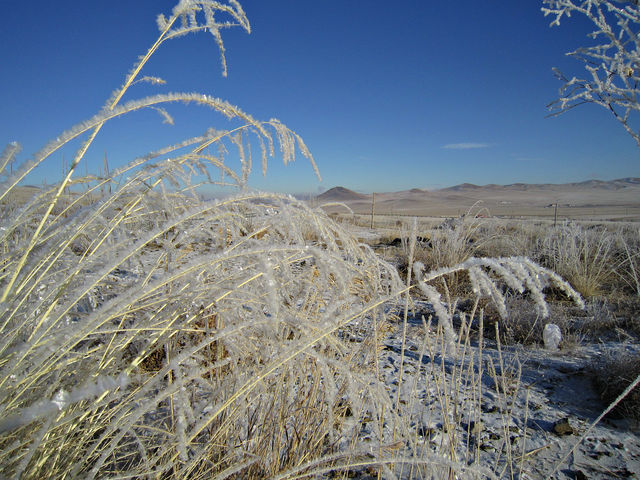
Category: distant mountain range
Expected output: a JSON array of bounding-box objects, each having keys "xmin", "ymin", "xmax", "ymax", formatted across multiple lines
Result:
[
  {"xmin": 317, "ymin": 178, "xmax": 640, "ymax": 202},
  {"xmin": 315, "ymin": 178, "xmax": 640, "ymax": 220},
  {"xmin": 440, "ymin": 178, "xmax": 640, "ymax": 192}
]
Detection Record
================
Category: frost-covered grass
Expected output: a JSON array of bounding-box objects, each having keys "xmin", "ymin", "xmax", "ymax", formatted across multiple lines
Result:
[
  {"xmin": 378, "ymin": 217, "xmax": 640, "ymax": 301},
  {"xmin": 0, "ymin": 3, "xmax": 402, "ymax": 475},
  {"xmin": 0, "ymin": 1, "xmax": 627, "ymax": 478}
]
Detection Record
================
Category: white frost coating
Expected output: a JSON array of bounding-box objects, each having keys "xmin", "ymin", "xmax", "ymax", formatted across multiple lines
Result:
[
  {"xmin": 52, "ymin": 389, "xmax": 70, "ymax": 410},
  {"xmin": 0, "ymin": 373, "xmax": 129, "ymax": 434},
  {"xmin": 413, "ymin": 262, "xmax": 457, "ymax": 351},
  {"xmin": 542, "ymin": 0, "xmax": 640, "ymax": 146},
  {"xmin": 415, "ymin": 256, "xmax": 583, "ymax": 356},
  {"xmin": 543, "ymin": 323, "xmax": 562, "ymax": 351}
]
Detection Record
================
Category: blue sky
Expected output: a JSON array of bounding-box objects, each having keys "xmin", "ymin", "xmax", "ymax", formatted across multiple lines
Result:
[{"xmin": 1, "ymin": 1, "xmax": 638, "ymax": 194}]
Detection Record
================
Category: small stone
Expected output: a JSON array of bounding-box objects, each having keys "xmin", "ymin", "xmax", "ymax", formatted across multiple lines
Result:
[{"xmin": 553, "ymin": 417, "xmax": 575, "ymax": 436}]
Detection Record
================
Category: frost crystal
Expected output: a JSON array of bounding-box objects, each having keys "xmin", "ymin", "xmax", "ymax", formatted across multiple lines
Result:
[{"xmin": 52, "ymin": 389, "xmax": 69, "ymax": 410}]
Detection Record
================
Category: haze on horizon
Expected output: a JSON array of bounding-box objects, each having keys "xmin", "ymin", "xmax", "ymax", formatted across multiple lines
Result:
[{"xmin": 0, "ymin": 1, "xmax": 638, "ymax": 195}]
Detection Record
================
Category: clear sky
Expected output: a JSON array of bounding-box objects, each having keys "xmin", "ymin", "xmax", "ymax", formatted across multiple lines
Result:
[{"xmin": 1, "ymin": 1, "xmax": 638, "ymax": 194}]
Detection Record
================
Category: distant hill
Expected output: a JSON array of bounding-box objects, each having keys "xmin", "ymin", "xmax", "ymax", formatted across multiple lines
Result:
[
  {"xmin": 441, "ymin": 178, "xmax": 640, "ymax": 193},
  {"xmin": 316, "ymin": 186, "xmax": 368, "ymax": 202},
  {"xmin": 317, "ymin": 178, "xmax": 640, "ymax": 199},
  {"xmin": 316, "ymin": 178, "xmax": 640, "ymax": 220},
  {"xmin": 441, "ymin": 183, "xmax": 482, "ymax": 192},
  {"xmin": 569, "ymin": 178, "xmax": 640, "ymax": 189}
]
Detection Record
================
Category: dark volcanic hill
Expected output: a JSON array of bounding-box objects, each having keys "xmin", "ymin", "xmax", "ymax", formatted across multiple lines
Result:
[
  {"xmin": 440, "ymin": 183, "xmax": 481, "ymax": 192},
  {"xmin": 317, "ymin": 186, "xmax": 368, "ymax": 202}
]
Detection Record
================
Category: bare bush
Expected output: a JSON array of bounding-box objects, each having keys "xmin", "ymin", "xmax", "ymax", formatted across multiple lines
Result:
[
  {"xmin": 591, "ymin": 349, "xmax": 640, "ymax": 421},
  {"xmin": 543, "ymin": 0, "xmax": 640, "ymax": 146}
]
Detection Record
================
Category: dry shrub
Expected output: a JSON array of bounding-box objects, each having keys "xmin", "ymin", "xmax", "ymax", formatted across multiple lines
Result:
[
  {"xmin": 493, "ymin": 297, "xmax": 546, "ymax": 346},
  {"xmin": 591, "ymin": 350, "xmax": 640, "ymax": 422},
  {"xmin": 408, "ymin": 215, "xmax": 488, "ymax": 300},
  {"xmin": 491, "ymin": 296, "xmax": 586, "ymax": 348},
  {"xmin": 422, "ymin": 216, "xmax": 483, "ymax": 271},
  {"xmin": 612, "ymin": 297, "xmax": 640, "ymax": 338},
  {"xmin": 614, "ymin": 226, "xmax": 640, "ymax": 297},
  {"xmin": 539, "ymin": 223, "xmax": 615, "ymax": 298},
  {"xmin": 474, "ymin": 221, "xmax": 545, "ymax": 259}
]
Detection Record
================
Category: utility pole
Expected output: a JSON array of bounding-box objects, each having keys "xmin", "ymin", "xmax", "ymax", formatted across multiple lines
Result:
[
  {"xmin": 370, "ymin": 192, "xmax": 376, "ymax": 229},
  {"xmin": 554, "ymin": 202, "xmax": 558, "ymax": 227}
]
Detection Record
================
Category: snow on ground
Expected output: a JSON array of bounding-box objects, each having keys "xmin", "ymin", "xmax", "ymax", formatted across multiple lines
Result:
[{"xmin": 371, "ymin": 303, "xmax": 640, "ymax": 479}]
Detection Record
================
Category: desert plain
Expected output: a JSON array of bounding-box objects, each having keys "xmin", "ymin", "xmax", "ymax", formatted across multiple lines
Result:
[{"xmin": 316, "ymin": 178, "xmax": 640, "ymax": 222}]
